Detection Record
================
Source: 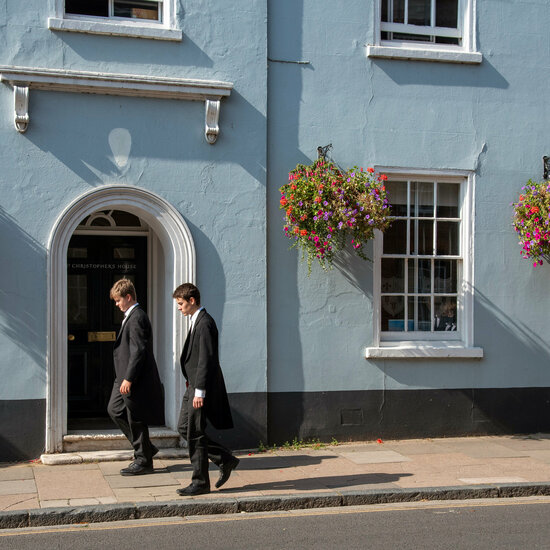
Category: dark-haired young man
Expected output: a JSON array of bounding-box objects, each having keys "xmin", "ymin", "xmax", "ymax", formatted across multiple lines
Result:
[
  {"xmin": 173, "ymin": 283, "xmax": 238, "ymax": 496},
  {"xmin": 108, "ymin": 278, "xmax": 164, "ymax": 475}
]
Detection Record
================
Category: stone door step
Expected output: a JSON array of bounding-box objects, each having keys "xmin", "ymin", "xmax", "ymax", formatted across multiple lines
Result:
[
  {"xmin": 41, "ymin": 447, "xmax": 188, "ymax": 465},
  {"xmin": 62, "ymin": 428, "xmax": 181, "ymax": 452}
]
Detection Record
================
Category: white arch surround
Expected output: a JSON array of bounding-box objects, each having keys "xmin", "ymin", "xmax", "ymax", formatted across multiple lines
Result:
[{"xmin": 47, "ymin": 185, "xmax": 195, "ymax": 453}]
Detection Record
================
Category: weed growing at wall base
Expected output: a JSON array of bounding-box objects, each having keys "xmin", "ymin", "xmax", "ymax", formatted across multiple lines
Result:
[{"xmin": 280, "ymin": 159, "xmax": 392, "ymax": 273}]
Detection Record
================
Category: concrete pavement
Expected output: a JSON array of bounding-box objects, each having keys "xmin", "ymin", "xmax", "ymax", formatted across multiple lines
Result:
[{"xmin": 3, "ymin": 434, "xmax": 550, "ymax": 528}]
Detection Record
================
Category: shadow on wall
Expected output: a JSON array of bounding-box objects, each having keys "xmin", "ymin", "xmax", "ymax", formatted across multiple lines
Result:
[
  {"xmin": 20, "ymin": 86, "xmax": 267, "ymax": 186},
  {"xmin": 373, "ymin": 56, "xmax": 509, "ymax": 89},
  {"xmin": 0, "ymin": 207, "xmax": 47, "ymax": 371},
  {"xmin": 333, "ymin": 243, "xmax": 375, "ymax": 299}
]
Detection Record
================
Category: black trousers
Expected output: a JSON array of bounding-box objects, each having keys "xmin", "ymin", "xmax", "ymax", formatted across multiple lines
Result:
[
  {"xmin": 177, "ymin": 388, "xmax": 234, "ymax": 489},
  {"xmin": 107, "ymin": 381, "xmax": 155, "ymax": 466}
]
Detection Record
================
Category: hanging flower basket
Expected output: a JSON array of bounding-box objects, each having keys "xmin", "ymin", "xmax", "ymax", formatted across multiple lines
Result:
[
  {"xmin": 512, "ymin": 179, "xmax": 550, "ymax": 266},
  {"xmin": 279, "ymin": 158, "xmax": 392, "ymax": 272}
]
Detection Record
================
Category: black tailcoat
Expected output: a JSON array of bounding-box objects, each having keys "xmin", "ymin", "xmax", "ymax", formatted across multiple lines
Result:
[
  {"xmin": 180, "ymin": 309, "xmax": 233, "ymax": 430},
  {"xmin": 113, "ymin": 306, "xmax": 165, "ymax": 425}
]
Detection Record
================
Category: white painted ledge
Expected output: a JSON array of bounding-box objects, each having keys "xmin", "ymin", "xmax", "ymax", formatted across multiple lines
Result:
[
  {"xmin": 367, "ymin": 45, "xmax": 482, "ymax": 64},
  {"xmin": 48, "ymin": 17, "xmax": 182, "ymax": 41},
  {"xmin": 0, "ymin": 65, "xmax": 233, "ymax": 142},
  {"xmin": 366, "ymin": 344, "xmax": 484, "ymax": 359}
]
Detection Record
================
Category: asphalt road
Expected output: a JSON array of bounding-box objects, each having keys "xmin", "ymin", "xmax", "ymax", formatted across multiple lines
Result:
[{"xmin": 2, "ymin": 497, "xmax": 550, "ymax": 549}]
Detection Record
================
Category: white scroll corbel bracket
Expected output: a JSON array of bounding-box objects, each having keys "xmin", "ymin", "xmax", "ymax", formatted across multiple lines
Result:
[
  {"xmin": 205, "ymin": 99, "xmax": 220, "ymax": 144},
  {"xmin": 14, "ymin": 85, "xmax": 29, "ymax": 133}
]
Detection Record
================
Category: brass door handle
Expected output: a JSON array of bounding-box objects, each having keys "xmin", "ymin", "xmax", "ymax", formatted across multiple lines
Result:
[{"xmin": 68, "ymin": 334, "xmax": 75, "ymax": 341}]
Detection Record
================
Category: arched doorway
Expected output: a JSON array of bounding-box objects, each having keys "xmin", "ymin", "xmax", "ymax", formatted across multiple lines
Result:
[{"xmin": 47, "ymin": 185, "xmax": 195, "ymax": 453}]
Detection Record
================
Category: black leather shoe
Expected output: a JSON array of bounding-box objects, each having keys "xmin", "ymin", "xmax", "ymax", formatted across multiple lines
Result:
[
  {"xmin": 176, "ymin": 484, "xmax": 211, "ymax": 496},
  {"xmin": 120, "ymin": 462, "xmax": 154, "ymax": 476},
  {"xmin": 215, "ymin": 456, "xmax": 240, "ymax": 489}
]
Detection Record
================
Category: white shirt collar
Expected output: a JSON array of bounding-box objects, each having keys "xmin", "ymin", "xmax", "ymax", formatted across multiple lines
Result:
[
  {"xmin": 123, "ymin": 303, "xmax": 139, "ymax": 321},
  {"xmin": 190, "ymin": 307, "xmax": 204, "ymax": 328}
]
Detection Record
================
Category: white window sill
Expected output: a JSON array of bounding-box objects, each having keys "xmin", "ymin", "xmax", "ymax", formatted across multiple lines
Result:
[
  {"xmin": 366, "ymin": 343, "xmax": 484, "ymax": 359},
  {"xmin": 48, "ymin": 17, "xmax": 182, "ymax": 41},
  {"xmin": 367, "ymin": 45, "xmax": 482, "ymax": 65}
]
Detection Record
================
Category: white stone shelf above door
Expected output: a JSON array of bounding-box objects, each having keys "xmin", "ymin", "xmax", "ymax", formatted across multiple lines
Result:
[{"xmin": 0, "ymin": 65, "xmax": 233, "ymax": 144}]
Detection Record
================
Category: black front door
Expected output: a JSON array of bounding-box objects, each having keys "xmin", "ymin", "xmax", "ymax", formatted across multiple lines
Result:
[{"xmin": 67, "ymin": 234, "xmax": 148, "ymax": 429}]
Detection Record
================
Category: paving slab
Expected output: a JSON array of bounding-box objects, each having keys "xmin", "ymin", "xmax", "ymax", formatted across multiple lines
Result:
[
  {"xmin": 0, "ymin": 466, "xmax": 35, "ymax": 481},
  {"xmin": 105, "ymin": 472, "xmax": 180, "ymax": 489},
  {"xmin": 34, "ymin": 469, "xmax": 114, "ymax": 500},
  {"xmin": 339, "ymin": 450, "xmax": 412, "ymax": 464},
  {"xmin": 0, "ymin": 480, "xmax": 36, "ymax": 496},
  {"xmin": 0, "ymin": 494, "xmax": 38, "ymax": 511}
]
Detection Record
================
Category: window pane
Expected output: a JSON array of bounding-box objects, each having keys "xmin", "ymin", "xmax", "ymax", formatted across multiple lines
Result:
[
  {"xmin": 113, "ymin": 0, "xmax": 160, "ymax": 20},
  {"xmin": 434, "ymin": 297, "xmax": 457, "ymax": 331},
  {"xmin": 411, "ymin": 219, "xmax": 434, "ymax": 255},
  {"xmin": 437, "ymin": 183, "xmax": 459, "ymax": 218},
  {"xmin": 111, "ymin": 210, "xmax": 142, "ymax": 227},
  {"xmin": 436, "ymin": 0, "xmax": 458, "ymax": 28},
  {"xmin": 408, "ymin": 296, "xmax": 431, "ymax": 331},
  {"xmin": 392, "ymin": 0, "xmax": 405, "ymax": 23},
  {"xmin": 382, "ymin": 0, "xmax": 389, "ymax": 22},
  {"xmin": 68, "ymin": 247, "xmax": 87, "ymax": 259},
  {"xmin": 383, "ymin": 220, "xmax": 407, "ymax": 254},
  {"xmin": 408, "ymin": 258, "xmax": 431, "ymax": 293},
  {"xmin": 66, "ymin": 0, "xmax": 108, "ymax": 16},
  {"xmin": 434, "ymin": 259, "xmax": 457, "ymax": 293},
  {"xmin": 113, "ymin": 247, "xmax": 135, "ymax": 259},
  {"xmin": 68, "ymin": 274, "xmax": 87, "ymax": 325},
  {"xmin": 411, "ymin": 182, "xmax": 433, "ymax": 217},
  {"xmin": 393, "ymin": 32, "xmax": 432, "ymax": 41},
  {"xmin": 382, "ymin": 296, "xmax": 405, "ymax": 331},
  {"xmin": 436, "ymin": 221, "xmax": 459, "ymax": 255},
  {"xmin": 382, "ymin": 258, "xmax": 405, "ymax": 293},
  {"xmin": 408, "ymin": 0, "xmax": 431, "ymax": 26},
  {"xmin": 386, "ymin": 181, "xmax": 407, "ymax": 217}
]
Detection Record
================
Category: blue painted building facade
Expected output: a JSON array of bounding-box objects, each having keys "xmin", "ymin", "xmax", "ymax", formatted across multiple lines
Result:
[{"xmin": 1, "ymin": 0, "xmax": 549, "ymax": 461}]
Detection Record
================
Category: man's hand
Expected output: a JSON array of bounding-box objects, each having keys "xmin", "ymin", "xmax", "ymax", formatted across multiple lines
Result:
[
  {"xmin": 120, "ymin": 379, "xmax": 132, "ymax": 394},
  {"xmin": 193, "ymin": 396, "xmax": 204, "ymax": 409}
]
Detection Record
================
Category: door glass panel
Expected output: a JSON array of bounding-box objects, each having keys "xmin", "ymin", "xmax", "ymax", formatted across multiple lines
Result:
[
  {"xmin": 68, "ymin": 247, "xmax": 87, "ymax": 259},
  {"xmin": 113, "ymin": 247, "xmax": 135, "ymax": 259},
  {"xmin": 68, "ymin": 274, "xmax": 87, "ymax": 325}
]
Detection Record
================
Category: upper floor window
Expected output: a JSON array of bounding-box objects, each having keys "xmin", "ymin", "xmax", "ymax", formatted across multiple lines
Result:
[
  {"xmin": 367, "ymin": 0, "xmax": 481, "ymax": 64},
  {"xmin": 381, "ymin": 0, "xmax": 460, "ymax": 45},
  {"xmin": 65, "ymin": 0, "xmax": 162, "ymax": 23},
  {"xmin": 48, "ymin": 0, "xmax": 182, "ymax": 41}
]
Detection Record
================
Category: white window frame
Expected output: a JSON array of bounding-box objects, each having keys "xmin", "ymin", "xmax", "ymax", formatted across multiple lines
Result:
[
  {"xmin": 366, "ymin": 168, "xmax": 483, "ymax": 359},
  {"xmin": 367, "ymin": 0, "xmax": 481, "ymax": 64},
  {"xmin": 48, "ymin": 0, "xmax": 182, "ymax": 41}
]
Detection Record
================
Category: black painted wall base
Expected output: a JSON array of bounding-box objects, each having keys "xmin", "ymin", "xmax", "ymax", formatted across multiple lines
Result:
[
  {"xmin": 0, "ymin": 399, "xmax": 45, "ymax": 462},
  {"xmin": 3, "ymin": 388, "xmax": 550, "ymax": 461},
  {"xmin": 266, "ymin": 388, "xmax": 550, "ymax": 445}
]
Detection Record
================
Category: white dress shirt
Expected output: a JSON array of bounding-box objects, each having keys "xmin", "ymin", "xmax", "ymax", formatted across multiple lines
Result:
[{"xmin": 190, "ymin": 307, "xmax": 206, "ymax": 398}]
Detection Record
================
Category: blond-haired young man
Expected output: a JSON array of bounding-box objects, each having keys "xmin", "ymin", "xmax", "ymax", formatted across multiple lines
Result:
[{"xmin": 108, "ymin": 279, "xmax": 164, "ymax": 475}]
